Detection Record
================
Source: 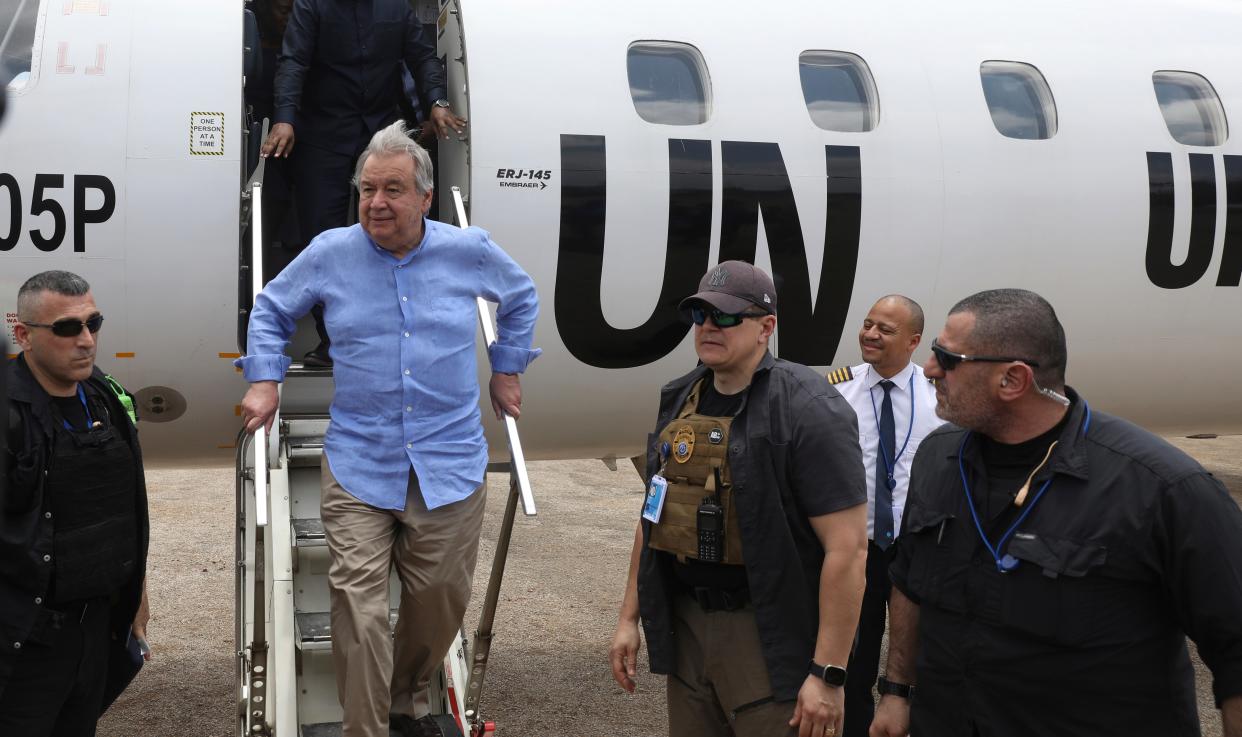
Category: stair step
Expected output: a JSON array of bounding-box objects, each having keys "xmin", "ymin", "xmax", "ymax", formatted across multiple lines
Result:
[
  {"xmin": 287, "ymin": 363, "xmax": 333, "ymax": 378},
  {"xmin": 302, "ymin": 715, "xmax": 463, "ymax": 737},
  {"xmin": 295, "ymin": 610, "xmax": 400, "ymax": 651},
  {"xmin": 292, "ymin": 518, "xmax": 326, "ymax": 547}
]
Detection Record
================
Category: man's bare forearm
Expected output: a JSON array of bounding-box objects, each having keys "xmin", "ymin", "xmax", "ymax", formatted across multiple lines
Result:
[
  {"xmin": 618, "ymin": 523, "xmax": 643, "ymax": 623},
  {"xmin": 811, "ymin": 514, "xmax": 868, "ymax": 665},
  {"xmin": 884, "ymin": 586, "xmax": 920, "ymax": 683}
]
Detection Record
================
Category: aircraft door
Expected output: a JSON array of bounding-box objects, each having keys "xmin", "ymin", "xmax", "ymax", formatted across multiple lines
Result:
[{"xmin": 434, "ymin": 0, "xmax": 470, "ymax": 222}]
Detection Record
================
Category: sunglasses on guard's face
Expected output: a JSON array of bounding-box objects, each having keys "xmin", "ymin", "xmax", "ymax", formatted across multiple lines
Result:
[
  {"xmin": 22, "ymin": 314, "xmax": 105, "ymax": 338},
  {"xmin": 689, "ymin": 305, "xmax": 768, "ymax": 329},
  {"xmin": 929, "ymin": 338, "xmax": 1038, "ymax": 371}
]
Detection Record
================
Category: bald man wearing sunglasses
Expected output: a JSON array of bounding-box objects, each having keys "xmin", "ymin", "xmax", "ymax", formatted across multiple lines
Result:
[
  {"xmin": 1, "ymin": 270, "xmax": 150, "ymax": 737},
  {"xmin": 871, "ymin": 288, "xmax": 1242, "ymax": 737},
  {"xmin": 610, "ymin": 261, "xmax": 868, "ymax": 737}
]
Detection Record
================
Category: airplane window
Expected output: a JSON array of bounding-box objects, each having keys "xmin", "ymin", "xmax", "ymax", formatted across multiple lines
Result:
[
  {"xmin": 626, "ymin": 42, "xmax": 711, "ymax": 125},
  {"xmin": 1152, "ymin": 71, "xmax": 1228, "ymax": 146},
  {"xmin": 798, "ymin": 51, "xmax": 879, "ymax": 132},
  {"xmin": 979, "ymin": 61, "xmax": 1057, "ymax": 140},
  {"xmin": 1, "ymin": 0, "xmax": 41, "ymax": 91}
]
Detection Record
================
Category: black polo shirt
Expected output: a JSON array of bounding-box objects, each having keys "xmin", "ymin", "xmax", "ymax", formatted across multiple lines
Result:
[
  {"xmin": 637, "ymin": 352, "xmax": 866, "ymax": 701},
  {"xmin": 891, "ymin": 389, "xmax": 1242, "ymax": 736}
]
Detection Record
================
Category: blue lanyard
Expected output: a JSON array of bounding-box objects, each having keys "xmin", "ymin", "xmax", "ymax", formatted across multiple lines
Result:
[
  {"xmin": 957, "ymin": 402, "xmax": 1091, "ymax": 573},
  {"xmin": 61, "ymin": 384, "xmax": 95, "ymax": 431},
  {"xmin": 868, "ymin": 372, "xmax": 915, "ymax": 490}
]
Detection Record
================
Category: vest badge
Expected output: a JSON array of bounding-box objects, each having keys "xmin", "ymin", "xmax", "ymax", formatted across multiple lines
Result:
[
  {"xmin": 708, "ymin": 427, "xmax": 724, "ymax": 444},
  {"xmin": 673, "ymin": 426, "xmax": 696, "ymax": 463}
]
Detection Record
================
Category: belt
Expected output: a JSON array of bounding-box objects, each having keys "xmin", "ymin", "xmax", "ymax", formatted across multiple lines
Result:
[{"xmin": 692, "ymin": 586, "xmax": 750, "ymax": 612}]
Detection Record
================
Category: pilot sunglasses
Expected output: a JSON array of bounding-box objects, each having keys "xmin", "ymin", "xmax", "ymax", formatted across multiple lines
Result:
[
  {"xmin": 689, "ymin": 305, "xmax": 767, "ymax": 329},
  {"xmin": 23, "ymin": 314, "xmax": 105, "ymax": 337},
  {"xmin": 929, "ymin": 338, "xmax": 1038, "ymax": 371}
]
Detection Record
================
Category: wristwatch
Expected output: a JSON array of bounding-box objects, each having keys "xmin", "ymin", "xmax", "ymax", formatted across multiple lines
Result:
[
  {"xmin": 877, "ymin": 676, "xmax": 914, "ymax": 699},
  {"xmin": 808, "ymin": 660, "xmax": 847, "ymax": 687},
  {"xmin": 433, "ymin": 98, "xmax": 452, "ymax": 108}
]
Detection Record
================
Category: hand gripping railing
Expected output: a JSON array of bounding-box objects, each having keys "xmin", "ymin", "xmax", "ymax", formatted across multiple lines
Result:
[{"xmin": 450, "ymin": 185, "xmax": 537, "ymax": 728}]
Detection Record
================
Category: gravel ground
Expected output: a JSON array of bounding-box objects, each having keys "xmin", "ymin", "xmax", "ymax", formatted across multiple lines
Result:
[{"xmin": 98, "ymin": 435, "xmax": 1242, "ymax": 737}]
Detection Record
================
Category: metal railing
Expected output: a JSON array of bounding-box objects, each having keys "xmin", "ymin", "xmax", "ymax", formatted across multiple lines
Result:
[
  {"xmin": 450, "ymin": 185, "xmax": 538, "ymax": 727},
  {"xmin": 238, "ymin": 142, "xmax": 272, "ymax": 736}
]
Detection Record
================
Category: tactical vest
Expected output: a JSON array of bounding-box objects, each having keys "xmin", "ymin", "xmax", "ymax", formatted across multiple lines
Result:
[
  {"xmin": 46, "ymin": 391, "xmax": 138, "ymax": 603},
  {"xmin": 648, "ymin": 379, "xmax": 744, "ymax": 565}
]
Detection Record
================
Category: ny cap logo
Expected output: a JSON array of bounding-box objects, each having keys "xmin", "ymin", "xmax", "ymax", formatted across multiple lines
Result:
[{"xmin": 708, "ymin": 266, "xmax": 730, "ymax": 287}]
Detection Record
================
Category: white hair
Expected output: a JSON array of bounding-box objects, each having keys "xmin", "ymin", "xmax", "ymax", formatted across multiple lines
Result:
[{"xmin": 352, "ymin": 120, "xmax": 434, "ymax": 194}]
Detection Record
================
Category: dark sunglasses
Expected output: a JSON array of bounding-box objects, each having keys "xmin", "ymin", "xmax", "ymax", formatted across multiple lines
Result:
[
  {"xmin": 23, "ymin": 314, "xmax": 104, "ymax": 337},
  {"xmin": 689, "ymin": 305, "xmax": 768, "ymax": 329},
  {"xmin": 930, "ymin": 338, "xmax": 1038, "ymax": 371}
]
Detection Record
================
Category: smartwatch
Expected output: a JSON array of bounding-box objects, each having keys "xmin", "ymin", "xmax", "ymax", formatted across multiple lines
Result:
[
  {"xmin": 808, "ymin": 660, "xmax": 847, "ymax": 687},
  {"xmin": 433, "ymin": 98, "xmax": 452, "ymax": 108},
  {"xmin": 877, "ymin": 676, "xmax": 914, "ymax": 699}
]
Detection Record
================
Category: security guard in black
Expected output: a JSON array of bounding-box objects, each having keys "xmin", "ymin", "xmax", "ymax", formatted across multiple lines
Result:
[
  {"xmin": 890, "ymin": 392, "xmax": 1242, "ymax": 736},
  {"xmin": 1, "ymin": 301, "xmax": 149, "ymax": 736}
]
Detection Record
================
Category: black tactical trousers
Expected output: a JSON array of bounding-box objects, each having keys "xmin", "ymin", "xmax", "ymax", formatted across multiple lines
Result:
[{"xmin": 0, "ymin": 599, "xmax": 109, "ymax": 737}]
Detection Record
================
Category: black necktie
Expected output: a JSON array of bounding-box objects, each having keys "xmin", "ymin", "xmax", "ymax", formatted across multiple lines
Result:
[{"xmin": 875, "ymin": 380, "xmax": 896, "ymax": 549}]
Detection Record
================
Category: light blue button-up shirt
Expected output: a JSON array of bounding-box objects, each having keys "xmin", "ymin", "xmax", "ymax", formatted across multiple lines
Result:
[{"xmin": 237, "ymin": 220, "xmax": 541, "ymax": 510}]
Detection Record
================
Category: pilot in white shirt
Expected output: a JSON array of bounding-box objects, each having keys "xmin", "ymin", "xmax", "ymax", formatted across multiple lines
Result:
[{"xmin": 827, "ymin": 294, "xmax": 943, "ymax": 737}]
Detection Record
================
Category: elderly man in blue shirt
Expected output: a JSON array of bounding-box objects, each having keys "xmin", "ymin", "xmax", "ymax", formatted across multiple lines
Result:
[{"xmin": 238, "ymin": 120, "xmax": 539, "ymax": 737}]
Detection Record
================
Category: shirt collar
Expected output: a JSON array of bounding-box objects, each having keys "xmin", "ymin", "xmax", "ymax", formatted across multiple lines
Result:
[{"xmin": 865, "ymin": 361, "xmax": 916, "ymax": 392}]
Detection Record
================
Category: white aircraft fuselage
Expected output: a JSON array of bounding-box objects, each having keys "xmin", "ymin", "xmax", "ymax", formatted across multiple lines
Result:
[{"xmin": 2, "ymin": 0, "xmax": 1240, "ymax": 464}]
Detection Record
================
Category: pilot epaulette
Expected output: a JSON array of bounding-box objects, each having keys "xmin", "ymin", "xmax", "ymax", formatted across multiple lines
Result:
[{"xmin": 826, "ymin": 366, "xmax": 854, "ymax": 385}]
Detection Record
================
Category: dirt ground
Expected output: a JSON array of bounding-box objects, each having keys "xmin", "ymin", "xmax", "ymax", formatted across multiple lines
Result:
[{"xmin": 98, "ymin": 434, "xmax": 1242, "ymax": 737}]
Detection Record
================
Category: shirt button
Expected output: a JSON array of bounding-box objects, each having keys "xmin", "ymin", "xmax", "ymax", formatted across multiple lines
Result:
[
  {"xmin": 44, "ymin": 512, "xmax": 51, "ymax": 519},
  {"xmin": 42, "ymin": 554, "xmax": 51, "ymax": 562},
  {"xmin": 406, "ymin": 442, "xmax": 413, "ymax": 449},
  {"xmin": 12, "ymin": 642, "xmax": 20, "ymax": 650},
  {"xmin": 404, "ymin": 332, "xmax": 410, "ymax": 338},
  {"xmin": 404, "ymin": 369, "xmax": 411, "ymax": 375},
  {"xmin": 34, "ymin": 597, "xmax": 41, "ymax": 605},
  {"xmin": 405, "ymin": 406, "xmax": 412, "ymax": 412},
  {"xmin": 402, "ymin": 296, "xmax": 408, "ymax": 302}
]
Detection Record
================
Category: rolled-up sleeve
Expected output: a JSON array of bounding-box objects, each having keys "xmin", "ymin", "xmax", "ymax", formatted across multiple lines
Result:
[
  {"xmin": 234, "ymin": 245, "xmax": 323, "ymax": 382},
  {"xmin": 1161, "ymin": 472, "xmax": 1242, "ymax": 706},
  {"xmin": 474, "ymin": 229, "xmax": 541, "ymax": 374}
]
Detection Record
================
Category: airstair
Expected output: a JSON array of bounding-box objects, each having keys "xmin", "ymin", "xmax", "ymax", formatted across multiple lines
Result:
[{"xmin": 235, "ymin": 164, "xmax": 535, "ymax": 736}]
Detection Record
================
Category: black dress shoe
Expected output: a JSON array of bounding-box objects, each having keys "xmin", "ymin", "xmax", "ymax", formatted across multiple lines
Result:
[
  {"xmin": 389, "ymin": 713, "xmax": 445, "ymax": 737},
  {"xmin": 303, "ymin": 342, "xmax": 332, "ymax": 368}
]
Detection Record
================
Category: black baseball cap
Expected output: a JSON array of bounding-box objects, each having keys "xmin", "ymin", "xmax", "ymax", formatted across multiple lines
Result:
[{"xmin": 678, "ymin": 261, "xmax": 777, "ymax": 316}]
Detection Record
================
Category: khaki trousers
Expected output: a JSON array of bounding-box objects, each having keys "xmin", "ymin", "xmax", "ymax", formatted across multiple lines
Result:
[
  {"xmin": 321, "ymin": 454, "xmax": 486, "ymax": 737},
  {"xmin": 667, "ymin": 594, "xmax": 797, "ymax": 737}
]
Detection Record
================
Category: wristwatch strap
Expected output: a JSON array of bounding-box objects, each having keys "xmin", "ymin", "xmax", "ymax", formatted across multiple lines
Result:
[{"xmin": 877, "ymin": 675, "xmax": 914, "ymax": 699}]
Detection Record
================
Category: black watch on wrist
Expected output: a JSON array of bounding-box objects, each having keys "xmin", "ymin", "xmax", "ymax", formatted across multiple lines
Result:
[
  {"xmin": 808, "ymin": 660, "xmax": 847, "ymax": 687},
  {"xmin": 877, "ymin": 676, "xmax": 914, "ymax": 699}
]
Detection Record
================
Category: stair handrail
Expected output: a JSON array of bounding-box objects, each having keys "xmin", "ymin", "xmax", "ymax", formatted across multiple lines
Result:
[{"xmin": 451, "ymin": 186, "xmax": 536, "ymax": 517}]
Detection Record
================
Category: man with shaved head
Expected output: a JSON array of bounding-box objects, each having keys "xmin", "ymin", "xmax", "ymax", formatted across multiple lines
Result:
[
  {"xmin": 826, "ymin": 295, "xmax": 942, "ymax": 737},
  {"xmin": 1, "ymin": 271, "xmax": 150, "ymax": 736},
  {"xmin": 871, "ymin": 288, "xmax": 1242, "ymax": 737}
]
